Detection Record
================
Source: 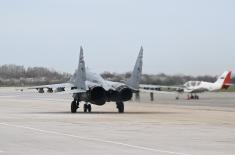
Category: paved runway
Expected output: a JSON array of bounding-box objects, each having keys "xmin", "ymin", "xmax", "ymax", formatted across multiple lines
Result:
[{"xmin": 0, "ymin": 88, "xmax": 235, "ymax": 155}]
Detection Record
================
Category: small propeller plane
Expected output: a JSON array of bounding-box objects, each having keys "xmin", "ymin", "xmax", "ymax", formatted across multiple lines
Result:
[{"xmin": 140, "ymin": 71, "xmax": 232, "ymax": 100}]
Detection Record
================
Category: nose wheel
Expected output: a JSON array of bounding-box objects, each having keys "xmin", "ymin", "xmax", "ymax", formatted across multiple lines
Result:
[
  {"xmin": 187, "ymin": 94, "xmax": 199, "ymax": 100},
  {"xmin": 84, "ymin": 103, "xmax": 92, "ymax": 113}
]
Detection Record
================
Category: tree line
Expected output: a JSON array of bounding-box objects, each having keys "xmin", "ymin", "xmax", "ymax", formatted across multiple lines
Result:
[
  {"xmin": 0, "ymin": 64, "xmax": 234, "ymax": 86},
  {"xmin": 0, "ymin": 64, "xmax": 70, "ymax": 86},
  {"xmin": 101, "ymin": 72, "xmax": 235, "ymax": 85}
]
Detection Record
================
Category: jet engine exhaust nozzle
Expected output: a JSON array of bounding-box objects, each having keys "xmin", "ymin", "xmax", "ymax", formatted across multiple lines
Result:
[{"xmin": 89, "ymin": 86, "xmax": 107, "ymax": 105}]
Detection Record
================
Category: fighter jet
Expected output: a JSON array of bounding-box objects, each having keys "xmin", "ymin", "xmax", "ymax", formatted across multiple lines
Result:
[{"xmin": 30, "ymin": 46, "xmax": 143, "ymax": 113}]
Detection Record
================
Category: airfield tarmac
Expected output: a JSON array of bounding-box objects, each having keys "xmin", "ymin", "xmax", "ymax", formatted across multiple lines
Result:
[{"xmin": 0, "ymin": 88, "xmax": 235, "ymax": 155}]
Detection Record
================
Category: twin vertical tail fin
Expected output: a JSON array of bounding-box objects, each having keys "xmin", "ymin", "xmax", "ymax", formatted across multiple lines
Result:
[
  {"xmin": 126, "ymin": 46, "xmax": 143, "ymax": 90},
  {"xmin": 74, "ymin": 46, "xmax": 86, "ymax": 91},
  {"xmin": 215, "ymin": 71, "xmax": 232, "ymax": 89},
  {"xmin": 72, "ymin": 46, "xmax": 143, "ymax": 91}
]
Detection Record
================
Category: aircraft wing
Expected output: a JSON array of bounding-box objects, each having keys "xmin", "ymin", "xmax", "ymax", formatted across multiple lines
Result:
[
  {"xmin": 29, "ymin": 83, "xmax": 74, "ymax": 89},
  {"xmin": 139, "ymin": 88, "xmax": 177, "ymax": 95},
  {"xmin": 27, "ymin": 82, "xmax": 77, "ymax": 93},
  {"xmin": 56, "ymin": 88, "xmax": 86, "ymax": 94},
  {"xmin": 139, "ymin": 84, "xmax": 184, "ymax": 92}
]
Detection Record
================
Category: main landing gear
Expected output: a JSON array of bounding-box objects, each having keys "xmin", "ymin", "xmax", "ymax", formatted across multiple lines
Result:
[
  {"xmin": 71, "ymin": 100, "xmax": 124, "ymax": 113},
  {"xmin": 71, "ymin": 100, "xmax": 79, "ymax": 113},
  {"xmin": 71, "ymin": 101, "xmax": 92, "ymax": 113},
  {"xmin": 116, "ymin": 102, "xmax": 124, "ymax": 113},
  {"xmin": 187, "ymin": 94, "xmax": 199, "ymax": 100}
]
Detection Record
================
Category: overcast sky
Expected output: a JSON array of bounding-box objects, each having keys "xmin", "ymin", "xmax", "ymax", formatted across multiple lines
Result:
[{"xmin": 0, "ymin": 0, "xmax": 234, "ymax": 76}]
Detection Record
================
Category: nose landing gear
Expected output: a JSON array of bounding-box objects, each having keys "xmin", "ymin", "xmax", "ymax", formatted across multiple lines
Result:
[
  {"xmin": 71, "ymin": 101, "xmax": 92, "ymax": 113},
  {"xmin": 187, "ymin": 94, "xmax": 199, "ymax": 100},
  {"xmin": 84, "ymin": 102, "xmax": 92, "ymax": 113}
]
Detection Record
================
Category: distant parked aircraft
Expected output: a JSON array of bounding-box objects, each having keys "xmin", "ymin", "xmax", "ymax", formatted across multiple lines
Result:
[{"xmin": 140, "ymin": 71, "xmax": 232, "ymax": 100}]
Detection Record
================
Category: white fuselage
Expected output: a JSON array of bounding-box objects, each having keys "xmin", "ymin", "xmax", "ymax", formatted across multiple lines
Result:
[{"xmin": 183, "ymin": 81, "xmax": 221, "ymax": 93}]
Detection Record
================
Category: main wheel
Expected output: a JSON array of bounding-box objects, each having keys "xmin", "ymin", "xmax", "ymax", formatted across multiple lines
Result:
[
  {"xmin": 87, "ymin": 104, "xmax": 92, "ymax": 113},
  {"xmin": 83, "ymin": 104, "xmax": 88, "ymax": 112},
  {"xmin": 71, "ymin": 101, "xmax": 78, "ymax": 113},
  {"xmin": 117, "ymin": 102, "xmax": 124, "ymax": 113}
]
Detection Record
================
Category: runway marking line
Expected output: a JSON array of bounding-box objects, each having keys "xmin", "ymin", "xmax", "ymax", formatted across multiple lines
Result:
[
  {"xmin": 0, "ymin": 122, "xmax": 192, "ymax": 155},
  {"xmin": 0, "ymin": 96, "xmax": 70, "ymax": 103},
  {"xmin": 0, "ymin": 95, "xmax": 22, "ymax": 98}
]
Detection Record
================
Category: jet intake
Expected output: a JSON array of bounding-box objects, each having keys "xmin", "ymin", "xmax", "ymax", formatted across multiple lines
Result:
[{"xmin": 89, "ymin": 86, "xmax": 106, "ymax": 105}]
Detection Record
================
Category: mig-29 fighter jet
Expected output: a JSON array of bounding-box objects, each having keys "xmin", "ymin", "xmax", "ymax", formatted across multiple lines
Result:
[{"xmin": 30, "ymin": 46, "xmax": 143, "ymax": 113}]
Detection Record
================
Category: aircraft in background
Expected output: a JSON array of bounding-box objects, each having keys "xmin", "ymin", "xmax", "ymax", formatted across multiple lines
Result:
[
  {"xmin": 140, "ymin": 71, "xmax": 232, "ymax": 100},
  {"xmin": 29, "ymin": 46, "xmax": 143, "ymax": 113}
]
